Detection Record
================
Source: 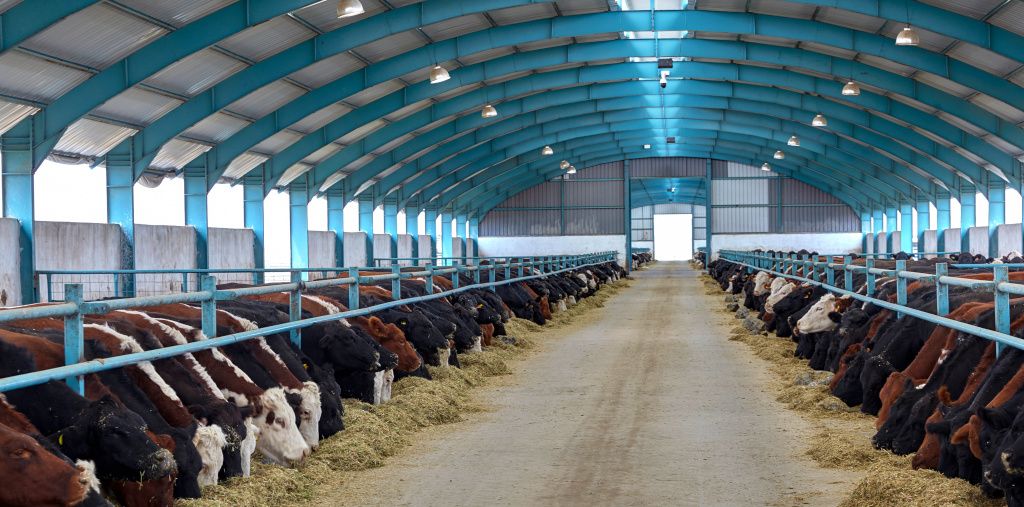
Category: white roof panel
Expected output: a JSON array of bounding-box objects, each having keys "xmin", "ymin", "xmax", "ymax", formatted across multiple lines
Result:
[
  {"xmin": 489, "ymin": 3, "xmax": 557, "ymax": 25},
  {"xmin": 797, "ymin": 41, "xmax": 858, "ymax": 60},
  {"xmin": 813, "ymin": 7, "xmax": 886, "ymax": 33},
  {"xmin": 983, "ymin": 133, "xmax": 1024, "ymax": 156},
  {"xmin": 421, "ymin": 14, "xmax": 491, "ymax": 42},
  {"xmin": 338, "ymin": 118, "xmax": 387, "ymax": 145},
  {"xmin": 181, "ymin": 112, "xmax": 250, "ymax": 143},
  {"xmin": 856, "ymin": 53, "xmax": 918, "ymax": 77},
  {"xmin": 990, "ymin": 2, "xmax": 1024, "ymax": 38},
  {"xmin": 116, "ymin": 0, "xmax": 234, "ymax": 28},
  {"xmin": 345, "ymin": 79, "xmax": 405, "ymax": 107},
  {"xmin": 277, "ymin": 162, "xmax": 313, "ymax": 188},
  {"xmin": 0, "ymin": 99, "xmax": 38, "ymax": 136},
  {"xmin": 383, "ymin": 100, "xmax": 433, "ymax": 123},
  {"xmin": 288, "ymin": 52, "xmax": 365, "ymax": 89},
  {"xmin": 969, "ymin": 94, "xmax": 1024, "ymax": 124},
  {"xmin": 554, "ymin": 0, "xmax": 610, "ymax": 15},
  {"xmin": 947, "ymin": 42, "xmax": 1023, "ymax": 78},
  {"xmin": 920, "ymin": 0, "xmax": 1007, "ymax": 20},
  {"xmin": 458, "ymin": 46, "xmax": 515, "ymax": 66},
  {"xmin": 693, "ymin": 0, "xmax": 746, "ymax": 11},
  {"xmin": 54, "ymin": 119, "xmax": 136, "ymax": 158},
  {"xmin": 92, "ymin": 87, "xmax": 184, "ymax": 126},
  {"xmin": 226, "ymin": 80, "xmax": 307, "ymax": 120},
  {"xmin": 748, "ymin": 0, "xmax": 817, "ymax": 19},
  {"xmin": 290, "ymin": 103, "xmax": 353, "ymax": 133},
  {"xmin": 351, "ymin": 30, "xmax": 423, "ymax": 63},
  {"xmin": 218, "ymin": 16, "xmax": 316, "ymax": 62},
  {"xmin": 0, "ymin": 50, "xmax": 92, "ymax": 102},
  {"xmin": 574, "ymin": 32, "xmax": 620, "ymax": 43},
  {"xmin": 251, "ymin": 130, "xmax": 302, "ymax": 155},
  {"xmin": 915, "ymin": 71, "xmax": 975, "ymax": 98},
  {"xmin": 21, "ymin": 3, "xmax": 166, "ymax": 70},
  {"xmin": 150, "ymin": 139, "xmax": 211, "ymax": 170},
  {"xmin": 143, "ymin": 48, "xmax": 247, "ymax": 97},
  {"xmin": 517, "ymin": 36, "xmax": 573, "ymax": 52},
  {"xmin": 739, "ymin": 34, "xmax": 797, "ymax": 48},
  {"xmin": 302, "ymin": 143, "xmax": 344, "ymax": 165},
  {"xmin": 222, "ymin": 152, "xmax": 268, "ymax": 180},
  {"xmin": 371, "ymin": 133, "xmax": 414, "ymax": 155},
  {"xmin": 290, "ymin": 0, "xmax": 388, "ymax": 33}
]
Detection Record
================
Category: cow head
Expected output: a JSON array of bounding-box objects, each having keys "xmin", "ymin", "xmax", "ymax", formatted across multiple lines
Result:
[
  {"xmin": 752, "ymin": 271, "xmax": 773, "ymax": 296},
  {"xmin": 189, "ymin": 400, "xmax": 250, "ymax": 480},
  {"xmin": 367, "ymin": 317, "xmax": 421, "ymax": 372},
  {"xmin": 295, "ymin": 381, "xmax": 322, "ymax": 449},
  {"xmin": 192, "ymin": 424, "xmax": 226, "ymax": 488},
  {"xmin": 764, "ymin": 281, "xmax": 796, "ymax": 314},
  {"xmin": 795, "ymin": 294, "xmax": 845, "ymax": 335},
  {"xmin": 0, "ymin": 422, "xmax": 88, "ymax": 507},
  {"xmin": 379, "ymin": 310, "xmax": 448, "ymax": 366},
  {"xmin": 57, "ymin": 395, "xmax": 176, "ymax": 482},
  {"xmin": 304, "ymin": 362, "xmax": 344, "ymax": 438},
  {"xmin": 252, "ymin": 388, "xmax": 309, "ymax": 465},
  {"xmin": 317, "ymin": 323, "xmax": 380, "ymax": 372}
]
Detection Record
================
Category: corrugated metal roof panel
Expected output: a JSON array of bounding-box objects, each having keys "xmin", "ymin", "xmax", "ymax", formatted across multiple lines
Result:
[
  {"xmin": 565, "ymin": 208, "xmax": 622, "ymax": 234},
  {"xmin": 54, "ymin": 119, "xmax": 136, "ymax": 158},
  {"xmin": 301, "ymin": 143, "xmax": 344, "ymax": 165},
  {"xmin": 22, "ymin": 4, "xmax": 166, "ymax": 70},
  {"xmin": 554, "ymin": 0, "xmax": 609, "ymax": 15},
  {"xmin": 398, "ymin": 65, "xmax": 433, "ymax": 86},
  {"xmin": 517, "ymin": 36, "xmax": 573, "ymax": 52},
  {"xmin": 226, "ymin": 80, "xmax": 306, "ymax": 120},
  {"xmin": 338, "ymin": 118, "xmax": 387, "ymax": 145},
  {"xmin": 251, "ymin": 130, "xmax": 302, "ymax": 155},
  {"xmin": 856, "ymin": 53, "xmax": 917, "ymax": 77},
  {"xmin": 798, "ymin": 41, "xmax": 858, "ymax": 60},
  {"xmin": 888, "ymin": 91, "xmax": 939, "ymax": 114},
  {"xmin": 0, "ymin": 50, "xmax": 91, "ymax": 102},
  {"xmin": 692, "ymin": 31, "xmax": 738, "ymax": 41},
  {"xmin": 580, "ymin": 161, "xmax": 622, "ymax": 178},
  {"xmin": 694, "ymin": 0, "xmax": 746, "ymax": 11},
  {"xmin": 0, "ymin": 99, "xmax": 37, "ymax": 136},
  {"xmin": 150, "ymin": 139, "xmax": 210, "ymax": 170},
  {"xmin": 813, "ymin": 7, "xmax": 886, "ymax": 32},
  {"xmin": 351, "ymin": 30, "xmax": 423, "ymax": 63},
  {"xmin": 983, "ymin": 134, "xmax": 1024, "ymax": 157},
  {"xmin": 990, "ymin": 2, "xmax": 1024, "ymax": 38},
  {"xmin": 346, "ymin": 79, "xmax": 404, "ymax": 107},
  {"xmin": 713, "ymin": 179, "xmax": 769, "ymax": 205},
  {"xmin": 877, "ymin": 21, "xmax": 955, "ymax": 53},
  {"xmin": 483, "ymin": 69, "xmax": 533, "ymax": 86},
  {"xmin": 969, "ymin": 94, "xmax": 1024, "ymax": 124},
  {"xmin": 459, "ymin": 47, "xmax": 515, "ymax": 66},
  {"xmin": 92, "ymin": 87, "xmax": 183, "ymax": 126},
  {"xmin": 915, "ymin": 71, "xmax": 975, "ymax": 98},
  {"xmin": 0, "ymin": 0, "xmax": 21, "ymax": 15},
  {"xmin": 489, "ymin": 3, "xmax": 557, "ymax": 25},
  {"xmin": 920, "ymin": 0, "xmax": 1007, "ymax": 19},
  {"xmin": 781, "ymin": 206, "xmax": 858, "ymax": 232},
  {"xmin": 143, "ymin": 48, "xmax": 246, "ymax": 97},
  {"xmin": 288, "ymin": 52, "xmax": 365, "ymax": 89},
  {"xmin": 480, "ymin": 209, "xmax": 560, "ymax": 236},
  {"xmin": 420, "ymin": 14, "xmax": 491, "ymax": 42},
  {"xmin": 290, "ymin": 0, "xmax": 388, "ymax": 33},
  {"xmin": 782, "ymin": 179, "xmax": 841, "ymax": 204},
  {"xmin": 115, "ymin": 0, "xmax": 234, "ymax": 28},
  {"xmin": 291, "ymin": 103, "xmax": 352, "ymax": 133},
  {"xmin": 738, "ymin": 34, "xmax": 797, "ymax": 48},
  {"xmin": 748, "ymin": 0, "xmax": 817, "ymax": 18},
  {"xmin": 181, "ymin": 112, "xmax": 250, "ymax": 143},
  {"xmin": 218, "ymin": 16, "xmax": 315, "ymax": 62},
  {"xmin": 631, "ymin": 157, "xmax": 706, "ymax": 177},
  {"xmin": 276, "ymin": 162, "xmax": 312, "ymax": 187},
  {"xmin": 947, "ymin": 42, "xmax": 1022, "ymax": 77},
  {"xmin": 222, "ymin": 152, "xmax": 268, "ymax": 180},
  {"xmin": 383, "ymin": 100, "xmax": 432, "ymax": 123}
]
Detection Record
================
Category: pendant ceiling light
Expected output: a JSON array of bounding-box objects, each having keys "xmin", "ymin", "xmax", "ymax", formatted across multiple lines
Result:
[
  {"xmin": 761, "ymin": 163, "xmax": 771, "ymax": 172},
  {"xmin": 481, "ymin": 104, "xmax": 498, "ymax": 118},
  {"xmin": 812, "ymin": 114, "xmax": 828, "ymax": 127},
  {"xmin": 429, "ymin": 65, "xmax": 450, "ymax": 84},
  {"xmin": 567, "ymin": 165, "xmax": 577, "ymax": 175},
  {"xmin": 774, "ymin": 150, "xmax": 785, "ymax": 160},
  {"xmin": 842, "ymin": 80, "xmax": 861, "ymax": 96},
  {"xmin": 337, "ymin": 0, "xmax": 364, "ymax": 18},
  {"xmin": 541, "ymin": 145, "xmax": 554, "ymax": 156},
  {"xmin": 643, "ymin": 144, "xmax": 651, "ymax": 149},
  {"xmin": 560, "ymin": 160, "xmax": 570, "ymax": 170},
  {"xmin": 896, "ymin": 26, "xmax": 919, "ymax": 46},
  {"xmin": 787, "ymin": 135, "xmax": 800, "ymax": 147}
]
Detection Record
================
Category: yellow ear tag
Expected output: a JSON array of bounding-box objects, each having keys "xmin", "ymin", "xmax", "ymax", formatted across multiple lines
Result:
[
  {"xmin": 303, "ymin": 363, "xmax": 309, "ymax": 370},
  {"xmin": 58, "ymin": 434, "xmax": 63, "ymax": 446}
]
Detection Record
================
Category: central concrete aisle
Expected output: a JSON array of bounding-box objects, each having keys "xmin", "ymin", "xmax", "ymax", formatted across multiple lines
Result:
[{"xmin": 322, "ymin": 262, "xmax": 854, "ymax": 507}]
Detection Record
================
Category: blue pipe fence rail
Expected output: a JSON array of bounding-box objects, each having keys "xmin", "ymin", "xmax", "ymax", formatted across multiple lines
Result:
[
  {"xmin": 717, "ymin": 250, "xmax": 1024, "ymax": 359},
  {"xmin": 3, "ymin": 252, "xmax": 617, "ymax": 396}
]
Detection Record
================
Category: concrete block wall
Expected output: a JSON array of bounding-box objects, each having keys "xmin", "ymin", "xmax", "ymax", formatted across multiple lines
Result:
[
  {"xmin": 0, "ymin": 218, "xmax": 21, "ymax": 306},
  {"xmin": 875, "ymin": 232, "xmax": 888, "ymax": 254},
  {"xmin": 922, "ymin": 230, "xmax": 938, "ymax": 258},
  {"xmin": 418, "ymin": 235, "xmax": 434, "ymax": 264},
  {"xmin": 943, "ymin": 229, "xmax": 961, "ymax": 254},
  {"xmin": 888, "ymin": 231, "xmax": 901, "ymax": 253},
  {"xmin": 711, "ymin": 233, "xmax": 863, "ymax": 258},
  {"xmin": 373, "ymin": 234, "xmax": 393, "ymax": 266},
  {"xmin": 998, "ymin": 224, "xmax": 1023, "ymax": 256},
  {"xmin": 308, "ymin": 231, "xmax": 336, "ymax": 279},
  {"xmin": 397, "ymin": 235, "xmax": 416, "ymax": 265},
  {"xmin": 451, "ymin": 238, "xmax": 464, "ymax": 262},
  {"xmin": 466, "ymin": 238, "xmax": 476, "ymax": 258},
  {"xmin": 968, "ymin": 227, "xmax": 989, "ymax": 256},
  {"xmin": 135, "ymin": 224, "xmax": 197, "ymax": 296},
  {"xmin": 344, "ymin": 232, "xmax": 369, "ymax": 267},
  {"xmin": 479, "ymin": 235, "xmax": 626, "ymax": 266},
  {"xmin": 35, "ymin": 221, "xmax": 123, "ymax": 301}
]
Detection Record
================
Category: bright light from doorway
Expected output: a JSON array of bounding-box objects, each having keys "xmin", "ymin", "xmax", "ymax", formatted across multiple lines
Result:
[{"xmin": 653, "ymin": 214, "xmax": 692, "ymax": 261}]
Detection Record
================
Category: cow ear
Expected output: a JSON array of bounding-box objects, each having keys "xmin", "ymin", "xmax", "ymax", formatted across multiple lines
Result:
[
  {"xmin": 368, "ymin": 316, "xmax": 387, "ymax": 335},
  {"xmin": 828, "ymin": 311, "xmax": 843, "ymax": 323},
  {"xmin": 979, "ymin": 407, "xmax": 1013, "ymax": 430}
]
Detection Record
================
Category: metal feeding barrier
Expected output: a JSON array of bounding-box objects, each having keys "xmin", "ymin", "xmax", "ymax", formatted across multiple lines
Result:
[
  {"xmin": 1, "ymin": 252, "xmax": 617, "ymax": 396},
  {"xmin": 718, "ymin": 250, "xmax": 1024, "ymax": 357}
]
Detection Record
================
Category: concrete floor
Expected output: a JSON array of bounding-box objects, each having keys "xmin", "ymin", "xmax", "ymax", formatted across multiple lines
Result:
[{"xmin": 322, "ymin": 262, "xmax": 853, "ymax": 507}]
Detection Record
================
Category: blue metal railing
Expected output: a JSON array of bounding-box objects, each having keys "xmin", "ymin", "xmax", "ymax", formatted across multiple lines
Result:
[
  {"xmin": 3, "ymin": 252, "xmax": 618, "ymax": 395},
  {"xmin": 718, "ymin": 250, "xmax": 1024, "ymax": 357}
]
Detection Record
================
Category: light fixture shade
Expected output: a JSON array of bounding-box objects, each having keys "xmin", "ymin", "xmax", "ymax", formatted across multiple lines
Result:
[
  {"xmin": 812, "ymin": 114, "xmax": 828, "ymax": 127},
  {"xmin": 337, "ymin": 0, "xmax": 364, "ymax": 18},
  {"xmin": 541, "ymin": 145, "xmax": 554, "ymax": 156},
  {"xmin": 659, "ymin": 75, "xmax": 667, "ymax": 85},
  {"xmin": 567, "ymin": 165, "xmax": 577, "ymax": 174},
  {"xmin": 643, "ymin": 144, "xmax": 651, "ymax": 149},
  {"xmin": 774, "ymin": 150, "xmax": 785, "ymax": 160},
  {"xmin": 560, "ymin": 160, "xmax": 570, "ymax": 170},
  {"xmin": 787, "ymin": 135, "xmax": 800, "ymax": 147},
  {"xmin": 842, "ymin": 80, "xmax": 861, "ymax": 96},
  {"xmin": 896, "ymin": 26, "xmax": 919, "ymax": 46},
  {"xmin": 761, "ymin": 163, "xmax": 771, "ymax": 172},
  {"xmin": 481, "ymin": 104, "xmax": 498, "ymax": 118},
  {"xmin": 429, "ymin": 65, "xmax": 450, "ymax": 84}
]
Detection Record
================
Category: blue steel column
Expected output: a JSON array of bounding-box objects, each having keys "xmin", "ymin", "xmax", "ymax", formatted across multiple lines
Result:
[
  {"xmin": 960, "ymin": 183, "xmax": 976, "ymax": 253},
  {"xmin": 288, "ymin": 179, "xmax": 309, "ymax": 273},
  {"xmin": 860, "ymin": 212, "xmax": 871, "ymax": 253},
  {"xmin": 624, "ymin": 159, "xmax": 632, "ymax": 272},
  {"xmin": 424, "ymin": 207, "xmax": 437, "ymax": 262},
  {"xmin": 988, "ymin": 176, "xmax": 1006, "ymax": 258},
  {"xmin": 404, "ymin": 205, "xmax": 419, "ymax": 259},
  {"xmin": 886, "ymin": 206, "xmax": 898, "ymax": 254},
  {"xmin": 326, "ymin": 190, "xmax": 344, "ymax": 268},
  {"xmin": 916, "ymin": 198, "xmax": 930, "ymax": 255},
  {"xmin": 705, "ymin": 158, "xmax": 712, "ymax": 269},
  {"xmin": 357, "ymin": 193, "xmax": 374, "ymax": 267},
  {"xmin": 900, "ymin": 202, "xmax": 913, "ymax": 254},
  {"xmin": 105, "ymin": 140, "xmax": 136, "ymax": 297},
  {"xmin": 243, "ymin": 174, "xmax": 265, "ymax": 283},
  {"xmin": 441, "ymin": 211, "xmax": 453, "ymax": 266},
  {"xmin": 872, "ymin": 209, "xmax": 884, "ymax": 254},
  {"xmin": 468, "ymin": 217, "xmax": 479, "ymax": 259},
  {"xmin": 183, "ymin": 155, "xmax": 210, "ymax": 269},
  {"xmin": 936, "ymin": 191, "xmax": 951, "ymax": 253},
  {"xmin": 382, "ymin": 198, "xmax": 398, "ymax": 263},
  {"xmin": 455, "ymin": 215, "xmax": 467, "ymax": 264},
  {"xmin": 0, "ymin": 117, "xmax": 36, "ymax": 303}
]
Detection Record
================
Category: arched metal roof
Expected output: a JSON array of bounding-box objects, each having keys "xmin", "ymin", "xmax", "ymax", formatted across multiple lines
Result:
[{"xmin": 2, "ymin": 0, "xmax": 1024, "ymax": 219}]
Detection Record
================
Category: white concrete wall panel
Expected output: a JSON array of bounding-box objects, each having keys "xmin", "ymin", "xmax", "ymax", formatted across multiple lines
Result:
[
  {"xmin": 35, "ymin": 221, "xmax": 122, "ymax": 301},
  {"xmin": 397, "ymin": 235, "xmax": 415, "ymax": 265},
  {"xmin": 344, "ymin": 232, "xmax": 368, "ymax": 267},
  {"xmin": 711, "ymin": 233, "xmax": 863, "ymax": 258},
  {"xmin": 922, "ymin": 230, "xmax": 938, "ymax": 258},
  {"xmin": 0, "ymin": 218, "xmax": 21, "ymax": 306},
  {"xmin": 373, "ymin": 234, "xmax": 393, "ymax": 266},
  {"xmin": 308, "ymin": 231, "xmax": 336, "ymax": 273},
  {"xmin": 209, "ymin": 228, "xmax": 255, "ymax": 270},
  {"xmin": 418, "ymin": 235, "xmax": 434, "ymax": 263},
  {"xmin": 969, "ymin": 226, "xmax": 989, "ymax": 256},
  {"xmin": 944, "ymin": 229, "xmax": 961, "ymax": 253},
  {"xmin": 875, "ymin": 232, "xmax": 888, "ymax": 254},
  {"xmin": 479, "ymin": 235, "xmax": 626, "ymax": 266},
  {"xmin": 997, "ymin": 224, "xmax": 1022, "ymax": 257}
]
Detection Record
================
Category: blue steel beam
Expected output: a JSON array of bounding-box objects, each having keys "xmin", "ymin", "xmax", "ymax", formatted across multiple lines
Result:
[
  {"xmin": 243, "ymin": 173, "xmax": 266, "ymax": 283},
  {"xmin": 961, "ymin": 183, "xmax": 977, "ymax": 252},
  {"xmin": 0, "ymin": 116, "xmax": 38, "ymax": 303},
  {"xmin": 105, "ymin": 139, "xmax": 137, "ymax": 296},
  {"xmin": 112, "ymin": 12, "xmax": 1022, "ymax": 188},
  {"xmin": 326, "ymin": 191, "xmax": 344, "ymax": 268},
  {"xmin": 989, "ymin": 175, "xmax": 1006, "ymax": 258}
]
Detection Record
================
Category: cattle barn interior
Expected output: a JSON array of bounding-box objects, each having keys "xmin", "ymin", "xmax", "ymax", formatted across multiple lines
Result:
[{"xmin": 2, "ymin": 0, "xmax": 1024, "ymax": 505}]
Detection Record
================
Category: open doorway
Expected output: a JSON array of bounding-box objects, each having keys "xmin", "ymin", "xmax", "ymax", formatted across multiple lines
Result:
[{"xmin": 653, "ymin": 214, "xmax": 693, "ymax": 260}]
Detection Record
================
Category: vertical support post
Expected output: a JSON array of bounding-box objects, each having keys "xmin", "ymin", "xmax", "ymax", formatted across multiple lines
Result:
[
  {"xmin": 405, "ymin": 205, "xmax": 420, "ymax": 260},
  {"xmin": 456, "ymin": 215, "xmax": 467, "ymax": 265},
  {"xmin": 289, "ymin": 271, "xmax": 302, "ymax": 347},
  {"xmin": 326, "ymin": 190, "xmax": 344, "ymax": 270},
  {"xmin": 826, "ymin": 259, "xmax": 835, "ymax": 286},
  {"xmin": 347, "ymin": 267, "xmax": 359, "ymax": 310},
  {"xmin": 473, "ymin": 265, "xmax": 480, "ymax": 284},
  {"xmin": 488, "ymin": 265, "xmax": 496, "ymax": 293},
  {"xmin": 935, "ymin": 263, "xmax": 949, "ymax": 316},
  {"xmin": 200, "ymin": 275, "xmax": 217, "ymax": 338},
  {"xmin": 1, "ymin": 117, "xmax": 37, "ymax": 304},
  {"xmin": 106, "ymin": 140, "xmax": 136, "ymax": 297},
  {"xmin": 936, "ymin": 191, "xmax": 951, "ymax": 253},
  {"xmin": 468, "ymin": 217, "xmax": 479, "ymax": 259},
  {"xmin": 244, "ymin": 177, "xmax": 266, "ymax": 284},
  {"xmin": 705, "ymin": 158, "xmax": 713, "ymax": 270},
  {"xmin": 900, "ymin": 202, "xmax": 913, "ymax": 254},
  {"xmin": 441, "ymin": 211, "xmax": 453, "ymax": 266},
  {"xmin": 886, "ymin": 206, "xmax": 898, "ymax": 254},
  {"xmin": 960, "ymin": 183, "xmax": 976, "ymax": 253},
  {"xmin": 357, "ymin": 194, "xmax": 374, "ymax": 267},
  {"xmin": 895, "ymin": 259, "xmax": 907, "ymax": 319},
  {"xmin": 916, "ymin": 198, "xmax": 930, "ymax": 255},
  {"xmin": 843, "ymin": 255, "xmax": 852, "ymax": 290},
  {"xmin": 451, "ymin": 262, "xmax": 460, "ymax": 289},
  {"xmin": 391, "ymin": 265, "xmax": 401, "ymax": 299},
  {"xmin": 623, "ymin": 159, "xmax": 632, "ymax": 273},
  {"xmin": 424, "ymin": 207, "xmax": 437, "ymax": 263},
  {"xmin": 63, "ymin": 284, "xmax": 84, "ymax": 395},
  {"xmin": 994, "ymin": 264, "xmax": 1009, "ymax": 357},
  {"xmin": 865, "ymin": 258, "xmax": 876, "ymax": 296},
  {"xmin": 184, "ymin": 156, "xmax": 210, "ymax": 269},
  {"xmin": 383, "ymin": 199, "xmax": 398, "ymax": 265},
  {"xmin": 860, "ymin": 211, "xmax": 871, "ymax": 254},
  {"xmin": 425, "ymin": 266, "xmax": 434, "ymax": 294},
  {"xmin": 988, "ymin": 176, "xmax": 1006, "ymax": 258},
  {"xmin": 288, "ymin": 182, "xmax": 309, "ymax": 277}
]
